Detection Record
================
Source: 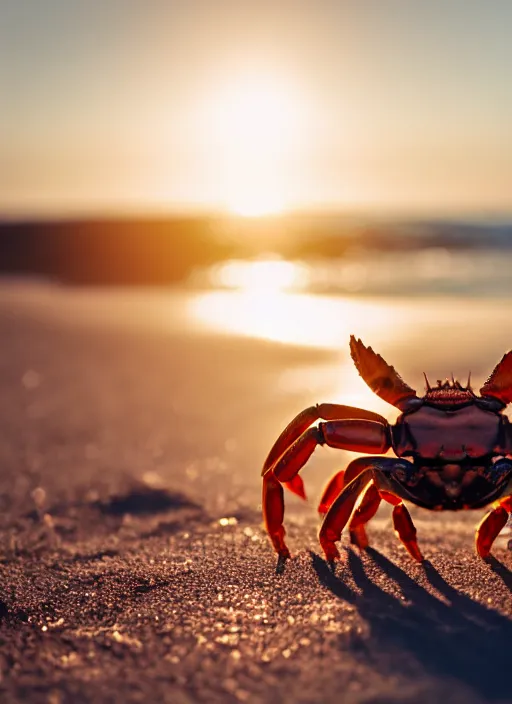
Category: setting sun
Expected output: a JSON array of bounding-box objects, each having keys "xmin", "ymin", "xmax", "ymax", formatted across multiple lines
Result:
[
  {"xmin": 229, "ymin": 195, "xmax": 285, "ymax": 218},
  {"xmin": 207, "ymin": 74, "xmax": 308, "ymax": 216}
]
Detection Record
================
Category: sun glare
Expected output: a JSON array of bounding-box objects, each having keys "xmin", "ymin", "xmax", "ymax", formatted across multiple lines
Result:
[
  {"xmin": 189, "ymin": 290, "xmax": 405, "ymax": 353},
  {"xmin": 207, "ymin": 74, "xmax": 307, "ymax": 216},
  {"xmin": 229, "ymin": 195, "xmax": 285, "ymax": 218},
  {"xmin": 211, "ymin": 259, "xmax": 310, "ymax": 292}
]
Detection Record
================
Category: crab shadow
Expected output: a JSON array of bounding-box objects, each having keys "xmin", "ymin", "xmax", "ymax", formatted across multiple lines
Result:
[{"xmin": 311, "ymin": 548, "xmax": 512, "ymax": 701}]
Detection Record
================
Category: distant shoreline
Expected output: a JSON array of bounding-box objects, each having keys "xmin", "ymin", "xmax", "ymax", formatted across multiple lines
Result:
[{"xmin": 1, "ymin": 214, "xmax": 511, "ymax": 286}]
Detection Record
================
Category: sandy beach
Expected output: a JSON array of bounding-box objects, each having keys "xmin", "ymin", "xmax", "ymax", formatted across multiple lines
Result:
[{"xmin": 0, "ymin": 281, "xmax": 510, "ymax": 704}]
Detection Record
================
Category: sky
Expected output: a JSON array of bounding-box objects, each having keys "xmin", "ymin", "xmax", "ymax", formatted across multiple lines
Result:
[{"xmin": 2, "ymin": 0, "xmax": 512, "ymax": 217}]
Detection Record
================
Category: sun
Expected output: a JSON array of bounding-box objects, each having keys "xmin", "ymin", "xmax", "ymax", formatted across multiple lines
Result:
[
  {"xmin": 227, "ymin": 192, "xmax": 286, "ymax": 218},
  {"xmin": 207, "ymin": 74, "xmax": 307, "ymax": 217}
]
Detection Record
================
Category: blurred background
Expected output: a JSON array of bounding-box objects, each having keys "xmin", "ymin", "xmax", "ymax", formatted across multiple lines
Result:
[{"xmin": 2, "ymin": 0, "xmax": 512, "ymax": 415}]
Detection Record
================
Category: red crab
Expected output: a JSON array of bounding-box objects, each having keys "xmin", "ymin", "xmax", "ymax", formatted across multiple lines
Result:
[{"xmin": 262, "ymin": 337, "xmax": 512, "ymax": 570}]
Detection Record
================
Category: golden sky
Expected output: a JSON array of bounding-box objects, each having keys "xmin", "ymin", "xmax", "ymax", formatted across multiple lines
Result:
[{"xmin": 2, "ymin": 0, "xmax": 512, "ymax": 217}]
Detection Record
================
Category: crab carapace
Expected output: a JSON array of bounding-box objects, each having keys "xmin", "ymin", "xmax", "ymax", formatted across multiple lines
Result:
[{"xmin": 261, "ymin": 337, "xmax": 512, "ymax": 570}]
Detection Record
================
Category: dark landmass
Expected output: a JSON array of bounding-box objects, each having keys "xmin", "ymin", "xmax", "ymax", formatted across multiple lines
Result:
[
  {"xmin": 0, "ymin": 284, "xmax": 510, "ymax": 704},
  {"xmin": 1, "ymin": 214, "xmax": 511, "ymax": 285}
]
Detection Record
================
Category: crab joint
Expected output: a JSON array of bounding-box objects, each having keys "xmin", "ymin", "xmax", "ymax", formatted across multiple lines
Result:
[{"xmin": 272, "ymin": 426, "xmax": 324, "ymax": 483}]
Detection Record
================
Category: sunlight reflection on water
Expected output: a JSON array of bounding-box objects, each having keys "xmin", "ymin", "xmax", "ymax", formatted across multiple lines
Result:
[
  {"xmin": 201, "ymin": 250, "xmax": 512, "ymax": 297},
  {"xmin": 188, "ymin": 289, "xmax": 435, "ymax": 419},
  {"xmin": 189, "ymin": 257, "xmax": 512, "ymax": 365},
  {"xmin": 189, "ymin": 289, "xmax": 418, "ymax": 420},
  {"xmin": 190, "ymin": 290, "xmax": 406, "ymax": 350},
  {"xmin": 188, "ymin": 277, "xmax": 512, "ymax": 420},
  {"xmin": 210, "ymin": 258, "xmax": 310, "ymax": 292}
]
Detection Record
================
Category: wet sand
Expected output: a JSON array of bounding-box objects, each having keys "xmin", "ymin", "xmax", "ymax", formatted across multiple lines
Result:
[{"xmin": 0, "ymin": 282, "xmax": 510, "ymax": 704}]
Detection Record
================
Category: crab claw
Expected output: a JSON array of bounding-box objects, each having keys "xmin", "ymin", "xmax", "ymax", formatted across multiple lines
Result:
[
  {"xmin": 480, "ymin": 350, "xmax": 512, "ymax": 406},
  {"xmin": 349, "ymin": 336, "xmax": 419, "ymax": 411}
]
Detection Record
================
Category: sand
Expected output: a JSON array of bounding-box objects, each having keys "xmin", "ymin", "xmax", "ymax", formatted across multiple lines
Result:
[{"xmin": 0, "ymin": 282, "xmax": 510, "ymax": 704}]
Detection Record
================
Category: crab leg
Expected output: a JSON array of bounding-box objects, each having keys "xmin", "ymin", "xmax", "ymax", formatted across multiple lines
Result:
[
  {"xmin": 268, "ymin": 420, "xmax": 390, "ymax": 486},
  {"xmin": 320, "ymin": 474, "xmax": 423, "ymax": 559},
  {"xmin": 262, "ymin": 403, "xmax": 388, "ymax": 498},
  {"xmin": 317, "ymin": 469, "xmax": 346, "ymax": 515},
  {"xmin": 318, "ymin": 469, "xmax": 374, "ymax": 562},
  {"xmin": 347, "ymin": 481, "xmax": 382, "ymax": 549},
  {"xmin": 318, "ymin": 456, "xmax": 375, "ymax": 514},
  {"xmin": 390, "ymin": 502, "xmax": 423, "ymax": 562},
  {"xmin": 262, "ymin": 420, "xmax": 391, "ymax": 563},
  {"xmin": 475, "ymin": 495, "xmax": 512, "ymax": 558},
  {"xmin": 319, "ymin": 458, "xmax": 424, "ymax": 563},
  {"xmin": 319, "ymin": 457, "xmax": 384, "ymax": 548},
  {"xmin": 262, "ymin": 473, "xmax": 290, "ymax": 559}
]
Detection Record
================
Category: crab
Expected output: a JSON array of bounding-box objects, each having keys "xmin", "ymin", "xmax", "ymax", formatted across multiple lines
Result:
[{"xmin": 262, "ymin": 336, "xmax": 512, "ymax": 570}]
